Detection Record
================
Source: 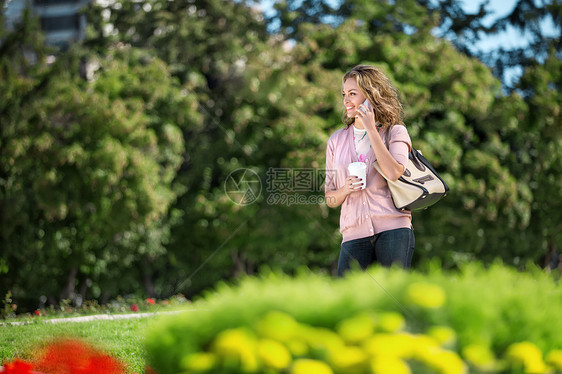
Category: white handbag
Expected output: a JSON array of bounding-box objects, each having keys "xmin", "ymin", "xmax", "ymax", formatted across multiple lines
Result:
[{"xmin": 372, "ymin": 133, "xmax": 449, "ymax": 211}]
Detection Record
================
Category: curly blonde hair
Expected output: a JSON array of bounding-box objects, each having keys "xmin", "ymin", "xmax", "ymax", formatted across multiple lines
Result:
[{"xmin": 342, "ymin": 65, "xmax": 405, "ymax": 131}]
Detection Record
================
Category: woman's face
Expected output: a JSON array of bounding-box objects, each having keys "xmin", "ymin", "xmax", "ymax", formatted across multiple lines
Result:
[{"xmin": 342, "ymin": 77, "xmax": 367, "ymax": 119}]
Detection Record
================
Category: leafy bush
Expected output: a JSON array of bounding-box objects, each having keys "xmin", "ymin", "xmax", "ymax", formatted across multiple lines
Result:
[{"xmin": 145, "ymin": 263, "xmax": 562, "ymax": 374}]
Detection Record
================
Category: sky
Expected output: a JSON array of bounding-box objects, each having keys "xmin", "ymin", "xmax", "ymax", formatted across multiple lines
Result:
[
  {"xmin": 258, "ymin": 0, "xmax": 557, "ymax": 53},
  {"xmin": 462, "ymin": 0, "xmax": 557, "ymax": 51},
  {"xmin": 460, "ymin": 0, "xmax": 558, "ymax": 84}
]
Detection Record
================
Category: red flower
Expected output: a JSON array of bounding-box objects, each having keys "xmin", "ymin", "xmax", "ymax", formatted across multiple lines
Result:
[
  {"xmin": 82, "ymin": 354, "xmax": 125, "ymax": 374},
  {"xmin": 34, "ymin": 310, "xmax": 41, "ymax": 316},
  {"xmin": 146, "ymin": 298, "xmax": 155, "ymax": 305},
  {"xmin": 145, "ymin": 366, "xmax": 159, "ymax": 374},
  {"xmin": 35, "ymin": 339, "xmax": 126, "ymax": 374},
  {"xmin": 130, "ymin": 304, "xmax": 139, "ymax": 312},
  {"xmin": 3, "ymin": 359, "xmax": 34, "ymax": 374}
]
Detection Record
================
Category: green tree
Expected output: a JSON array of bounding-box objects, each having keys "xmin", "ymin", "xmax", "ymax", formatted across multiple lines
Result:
[
  {"xmin": 507, "ymin": 48, "xmax": 562, "ymax": 267},
  {"xmin": 0, "ymin": 8, "xmax": 194, "ymax": 307},
  {"xmin": 80, "ymin": 0, "xmax": 277, "ymax": 295}
]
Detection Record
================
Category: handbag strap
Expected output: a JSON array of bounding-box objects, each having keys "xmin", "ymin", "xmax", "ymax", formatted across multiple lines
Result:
[{"xmin": 383, "ymin": 125, "xmax": 415, "ymax": 154}]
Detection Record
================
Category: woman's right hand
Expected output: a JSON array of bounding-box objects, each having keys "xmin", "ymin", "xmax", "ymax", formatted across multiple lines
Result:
[
  {"xmin": 344, "ymin": 175, "xmax": 363, "ymax": 195},
  {"xmin": 325, "ymin": 176, "xmax": 364, "ymax": 208}
]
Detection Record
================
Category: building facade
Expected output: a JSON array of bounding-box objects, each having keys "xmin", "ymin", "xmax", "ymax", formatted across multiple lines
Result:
[{"xmin": 4, "ymin": 0, "xmax": 92, "ymax": 48}]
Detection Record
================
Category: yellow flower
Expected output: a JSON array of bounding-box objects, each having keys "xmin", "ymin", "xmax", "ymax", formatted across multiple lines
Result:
[
  {"xmin": 329, "ymin": 346, "xmax": 368, "ymax": 373},
  {"xmin": 337, "ymin": 312, "xmax": 375, "ymax": 344},
  {"xmin": 406, "ymin": 282, "xmax": 446, "ymax": 309},
  {"xmin": 427, "ymin": 326, "xmax": 457, "ymax": 347},
  {"xmin": 363, "ymin": 333, "xmax": 419, "ymax": 358},
  {"xmin": 546, "ymin": 349, "xmax": 562, "ymax": 369},
  {"xmin": 286, "ymin": 339, "xmax": 309, "ymax": 357},
  {"xmin": 212, "ymin": 327, "xmax": 260, "ymax": 372},
  {"xmin": 257, "ymin": 339, "xmax": 292, "ymax": 370},
  {"xmin": 408, "ymin": 334, "xmax": 441, "ymax": 359},
  {"xmin": 302, "ymin": 326, "xmax": 345, "ymax": 358},
  {"xmin": 461, "ymin": 343, "xmax": 496, "ymax": 371},
  {"xmin": 376, "ymin": 312, "xmax": 405, "ymax": 333},
  {"xmin": 396, "ymin": 335, "xmax": 467, "ymax": 374},
  {"xmin": 255, "ymin": 311, "xmax": 300, "ymax": 343},
  {"xmin": 370, "ymin": 357, "xmax": 411, "ymax": 374},
  {"xmin": 506, "ymin": 341, "xmax": 550, "ymax": 374},
  {"xmin": 180, "ymin": 352, "xmax": 217, "ymax": 372},
  {"xmin": 290, "ymin": 359, "xmax": 333, "ymax": 374},
  {"xmin": 417, "ymin": 347, "xmax": 467, "ymax": 374}
]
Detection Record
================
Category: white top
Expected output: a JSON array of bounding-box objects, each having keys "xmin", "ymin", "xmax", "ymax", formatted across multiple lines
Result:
[{"xmin": 353, "ymin": 125, "xmax": 371, "ymax": 162}]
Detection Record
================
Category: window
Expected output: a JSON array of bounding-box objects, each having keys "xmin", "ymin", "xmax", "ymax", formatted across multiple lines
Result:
[
  {"xmin": 40, "ymin": 14, "xmax": 80, "ymax": 32},
  {"xmin": 34, "ymin": 0, "xmax": 81, "ymax": 5}
]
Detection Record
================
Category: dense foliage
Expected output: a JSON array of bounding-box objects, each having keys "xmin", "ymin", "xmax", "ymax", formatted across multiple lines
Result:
[
  {"xmin": 145, "ymin": 263, "xmax": 562, "ymax": 373},
  {"xmin": 0, "ymin": 0, "xmax": 560, "ymax": 311}
]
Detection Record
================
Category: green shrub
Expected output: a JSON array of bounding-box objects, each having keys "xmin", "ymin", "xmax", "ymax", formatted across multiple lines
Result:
[{"xmin": 145, "ymin": 263, "xmax": 562, "ymax": 374}]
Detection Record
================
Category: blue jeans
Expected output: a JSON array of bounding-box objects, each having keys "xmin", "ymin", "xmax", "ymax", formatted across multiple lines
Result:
[{"xmin": 337, "ymin": 228, "xmax": 415, "ymax": 277}]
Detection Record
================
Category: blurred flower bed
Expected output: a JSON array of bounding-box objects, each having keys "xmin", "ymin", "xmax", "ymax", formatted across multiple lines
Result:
[
  {"xmin": 1, "ymin": 294, "xmax": 189, "ymax": 322},
  {"xmin": 1, "ymin": 338, "xmax": 127, "ymax": 374},
  {"xmin": 145, "ymin": 263, "xmax": 562, "ymax": 374}
]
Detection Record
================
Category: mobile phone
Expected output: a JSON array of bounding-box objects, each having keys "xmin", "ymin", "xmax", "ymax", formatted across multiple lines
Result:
[{"xmin": 360, "ymin": 99, "xmax": 370, "ymax": 114}]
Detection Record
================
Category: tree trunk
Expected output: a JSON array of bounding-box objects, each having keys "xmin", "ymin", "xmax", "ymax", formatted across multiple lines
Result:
[
  {"xmin": 143, "ymin": 258, "xmax": 156, "ymax": 298},
  {"xmin": 544, "ymin": 241, "xmax": 559, "ymax": 271},
  {"xmin": 79, "ymin": 279, "xmax": 89, "ymax": 300},
  {"xmin": 101, "ymin": 290, "xmax": 111, "ymax": 305},
  {"xmin": 60, "ymin": 265, "xmax": 77, "ymax": 301},
  {"xmin": 231, "ymin": 249, "xmax": 246, "ymax": 276}
]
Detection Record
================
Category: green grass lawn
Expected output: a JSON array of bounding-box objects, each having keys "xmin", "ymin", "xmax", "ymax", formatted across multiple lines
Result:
[{"xmin": 0, "ymin": 316, "xmax": 156, "ymax": 373}]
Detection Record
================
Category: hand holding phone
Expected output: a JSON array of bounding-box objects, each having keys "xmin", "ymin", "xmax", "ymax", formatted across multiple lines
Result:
[{"xmin": 360, "ymin": 99, "xmax": 370, "ymax": 114}]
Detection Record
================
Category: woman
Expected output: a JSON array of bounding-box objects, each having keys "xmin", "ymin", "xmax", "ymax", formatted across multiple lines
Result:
[{"xmin": 325, "ymin": 65, "xmax": 414, "ymax": 276}]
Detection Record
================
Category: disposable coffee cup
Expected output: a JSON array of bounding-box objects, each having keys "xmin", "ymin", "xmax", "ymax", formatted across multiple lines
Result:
[{"xmin": 347, "ymin": 162, "xmax": 367, "ymax": 190}]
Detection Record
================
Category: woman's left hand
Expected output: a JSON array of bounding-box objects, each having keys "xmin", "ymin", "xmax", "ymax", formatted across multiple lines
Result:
[{"xmin": 355, "ymin": 102, "xmax": 377, "ymax": 131}]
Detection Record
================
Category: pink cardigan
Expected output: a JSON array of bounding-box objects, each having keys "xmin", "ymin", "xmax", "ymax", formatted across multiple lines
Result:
[{"xmin": 325, "ymin": 125, "xmax": 413, "ymax": 243}]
